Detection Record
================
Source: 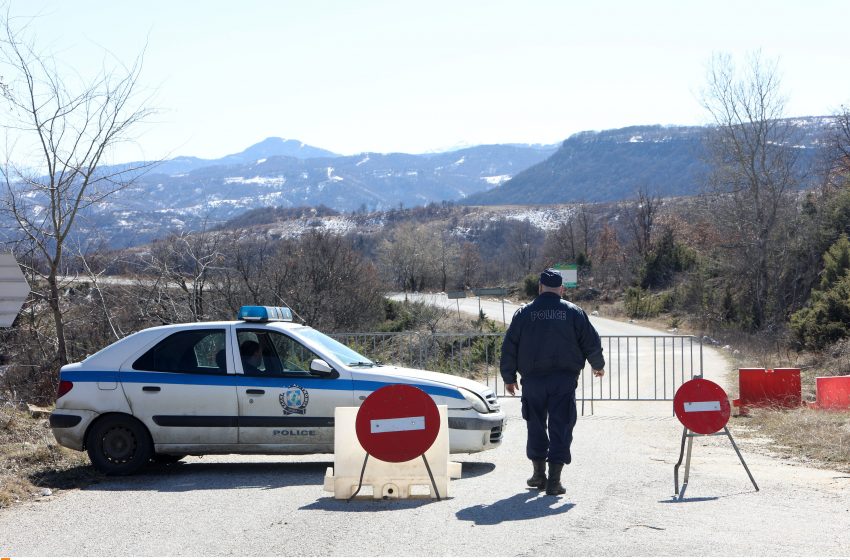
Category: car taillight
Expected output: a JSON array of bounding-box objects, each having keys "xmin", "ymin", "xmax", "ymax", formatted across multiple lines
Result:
[{"xmin": 57, "ymin": 380, "xmax": 73, "ymax": 400}]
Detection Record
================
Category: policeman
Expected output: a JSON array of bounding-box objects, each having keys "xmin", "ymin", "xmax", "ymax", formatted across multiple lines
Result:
[{"xmin": 500, "ymin": 268, "xmax": 605, "ymax": 495}]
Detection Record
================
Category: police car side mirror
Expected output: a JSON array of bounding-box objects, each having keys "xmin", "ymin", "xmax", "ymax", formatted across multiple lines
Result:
[{"xmin": 310, "ymin": 359, "xmax": 338, "ymax": 378}]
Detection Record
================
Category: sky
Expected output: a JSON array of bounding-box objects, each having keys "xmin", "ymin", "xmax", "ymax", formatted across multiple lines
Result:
[{"xmin": 4, "ymin": 0, "xmax": 850, "ymax": 164}]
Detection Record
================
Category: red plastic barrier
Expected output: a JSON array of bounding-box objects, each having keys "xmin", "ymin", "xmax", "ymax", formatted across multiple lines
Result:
[
  {"xmin": 732, "ymin": 368, "xmax": 801, "ymax": 413},
  {"xmin": 814, "ymin": 375, "xmax": 850, "ymax": 410}
]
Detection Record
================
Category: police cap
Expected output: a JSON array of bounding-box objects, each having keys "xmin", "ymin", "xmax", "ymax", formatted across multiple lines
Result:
[{"xmin": 539, "ymin": 268, "xmax": 563, "ymax": 288}]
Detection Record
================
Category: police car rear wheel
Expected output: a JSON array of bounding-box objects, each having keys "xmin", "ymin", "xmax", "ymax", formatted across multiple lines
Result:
[{"xmin": 86, "ymin": 415, "xmax": 152, "ymax": 475}]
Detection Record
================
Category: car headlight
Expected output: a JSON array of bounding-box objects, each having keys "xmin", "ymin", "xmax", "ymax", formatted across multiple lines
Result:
[{"xmin": 458, "ymin": 387, "xmax": 490, "ymax": 414}]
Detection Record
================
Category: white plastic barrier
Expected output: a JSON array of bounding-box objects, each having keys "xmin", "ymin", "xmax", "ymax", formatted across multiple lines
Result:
[{"xmin": 323, "ymin": 405, "xmax": 461, "ymax": 499}]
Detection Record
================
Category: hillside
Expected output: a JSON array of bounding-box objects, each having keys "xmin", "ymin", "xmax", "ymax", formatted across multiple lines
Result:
[{"xmin": 466, "ymin": 119, "xmax": 832, "ymax": 204}]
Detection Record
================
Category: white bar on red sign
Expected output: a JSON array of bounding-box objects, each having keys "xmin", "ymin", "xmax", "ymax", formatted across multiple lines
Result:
[
  {"xmin": 684, "ymin": 401, "xmax": 721, "ymax": 412},
  {"xmin": 370, "ymin": 416, "xmax": 426, "ymax": 434}
]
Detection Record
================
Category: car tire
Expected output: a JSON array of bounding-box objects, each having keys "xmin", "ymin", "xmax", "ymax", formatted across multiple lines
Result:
[
  {"xmin": 85, "ymin": 415, "xmax": 153, "ymax": 475},
  {"xmin": 152, "ymin": 453, "xmax": 186, "ymax": 465}
]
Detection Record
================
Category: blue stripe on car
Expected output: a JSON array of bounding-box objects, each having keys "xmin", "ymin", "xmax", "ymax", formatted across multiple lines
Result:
[{"xmin": 60, "ymin": 370, "xmax": 463, "ymax": 399}]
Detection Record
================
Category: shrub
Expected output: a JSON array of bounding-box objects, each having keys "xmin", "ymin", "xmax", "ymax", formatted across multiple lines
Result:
[
  {"xmin": 624, "ymin": 286, "xmax": 676, "ymax": 318},
  {"xmin": 639, "ymin": 228, "xmax": 697, "ymax": 289},
  {"xmin": 522, "ymin": 273, "xmax": 539, "ymax": 298},
  {"xmin": 790, "ymin": 235, "xmax": 850, "ymax": 349}
]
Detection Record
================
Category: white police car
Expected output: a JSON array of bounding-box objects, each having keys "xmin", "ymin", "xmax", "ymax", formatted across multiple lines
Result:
[{"xmin": 50, "ymin": 306, "xmax": 506, "ymax": 474}]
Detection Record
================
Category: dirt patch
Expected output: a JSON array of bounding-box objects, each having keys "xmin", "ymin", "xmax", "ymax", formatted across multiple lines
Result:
[{"xmin": 0, "ymin": 402, "xmax": 101, "ymax": 509}]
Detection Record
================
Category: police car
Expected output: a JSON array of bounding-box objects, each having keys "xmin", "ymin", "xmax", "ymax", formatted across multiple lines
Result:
[{"xmin": 50, "ymin": 306, "xmax": 506, "ymax": 474}]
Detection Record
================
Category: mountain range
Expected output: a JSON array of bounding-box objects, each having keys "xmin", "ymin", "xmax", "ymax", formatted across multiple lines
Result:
[
  {"xmin": 13, "ymin": 117, "xmax": 835, "ymax": 247},
  {"xmin": 83, "ymin": 140, "xmax": 558, "ymax": 246}
]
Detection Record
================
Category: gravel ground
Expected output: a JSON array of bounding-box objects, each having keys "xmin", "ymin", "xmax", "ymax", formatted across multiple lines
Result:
[{"xmin": 1, "ymin": 398, "xmax": 849, "ymax": 556}]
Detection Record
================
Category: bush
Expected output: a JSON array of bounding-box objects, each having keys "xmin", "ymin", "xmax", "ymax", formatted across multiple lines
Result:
[
  {"xmin": 624, "ymin": 286, "xmax": 674, "ymax": 318},
  {"xmin": 522, "ymin": 273, "xmax": 539, "ymax": 298},
  {"xmin": 790, "ymin": 235, "xmax": 850, "ymax": 349},
  {"xmin": 790, "ymin": 272, "xmax": 850, "ymax": 349},
  {"xmin": 639, "ymin": 228, "xmax": 697, "ymax": 289}
]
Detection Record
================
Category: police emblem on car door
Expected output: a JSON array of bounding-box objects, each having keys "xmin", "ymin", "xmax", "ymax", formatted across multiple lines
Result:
[
  {"xmin": 279, "ymin": 385, "xmax": 309, "ymax": 415},
  {"xmin": 235, "ymin": 327, "xmax": 354, "ymax": 448}
]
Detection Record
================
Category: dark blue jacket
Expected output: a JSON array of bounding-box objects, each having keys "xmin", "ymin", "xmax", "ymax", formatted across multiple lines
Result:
[{"xmin": 500, "ymin": 292, "xmax": 605, "ymax": 384}]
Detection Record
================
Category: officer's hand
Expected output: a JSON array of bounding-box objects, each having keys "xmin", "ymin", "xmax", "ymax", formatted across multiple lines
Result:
[
  {"xmin": 593, "ymin": 368, "xmax": 605, "ymax": 378},
  {"xmin": 505, "ymin": 383, "xmax": 519, "ymax": 396}
]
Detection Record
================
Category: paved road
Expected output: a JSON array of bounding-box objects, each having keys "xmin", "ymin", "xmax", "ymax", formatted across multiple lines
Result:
[
  {"xmin": 2, "ymin": 296, "xmax": 849, "ymax": 555},
  {"xmin": 2, "ymin": 399, "xmax": 849, "ymax": 556}
]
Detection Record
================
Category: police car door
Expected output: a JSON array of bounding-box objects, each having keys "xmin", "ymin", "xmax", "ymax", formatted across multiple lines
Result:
[
  {"xmin": 121, "ymin": 328, "xmax": 238, "ymax": 445},
  {"xmin": 234, "ymin": 327, "xmax": 354, "ymax": 449}
]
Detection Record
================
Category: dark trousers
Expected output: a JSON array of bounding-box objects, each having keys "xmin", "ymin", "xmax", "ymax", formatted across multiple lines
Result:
[{"xmin": 520, "ymin": 373, "xmax": 578, "ymax": 464}]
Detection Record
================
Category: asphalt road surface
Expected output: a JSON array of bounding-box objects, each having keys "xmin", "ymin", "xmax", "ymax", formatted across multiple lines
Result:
[{"xmin": 2, "ymin": 298, "xmax": 849, "ymax": 556}]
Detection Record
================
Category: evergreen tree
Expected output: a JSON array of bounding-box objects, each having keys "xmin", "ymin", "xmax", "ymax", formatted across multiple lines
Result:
[{"xmin": 790, "ymin": 234, "xmax": 850, "ymax": 349}]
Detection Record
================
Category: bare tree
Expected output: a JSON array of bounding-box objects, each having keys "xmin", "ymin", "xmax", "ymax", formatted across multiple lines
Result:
[
  {"xmin": 541, "ymin": 218, "xmax": 577, "ymax": 266},
  {"xmin": 428, "ymin": 224, "xmax": 459, "ymax": 292},
  {"xmin": 592, "ymin": 223, "xmax": 625, "ymax": 291},
  {"xmin": 827, "ymin": 105, "xmax": 850, "ymax": 189},
  {"xmin": 378, "ymin": 223, "xmax": 436, "ymax": 292},
  {"xmin": 627, "ymin": 187, "xmax": 661, "ymax": 257},
  {"xmin": 701, "ymin": 52, "xmax": 801, "ymax": 329},
  {"xmin": 0, "ymin": 14, "xmax": 155, "ymax": 364},
  {"xmin": 142, "ymin": 228, "xmax": 227, "ymax": 323},
  {"xmin": 504, "ymin": 219, "xmax": 543, "ymax": 277},
  {"xmin": 272, "ymin": 231, "xmax": 383, "ymax": 331},
  {"xmin": 575, "ymin": 204, "xmax": 593, "ymax": 260},
  {"xmin": 457, "ymin": 241, "xmax": 482, "ymax": 289}
]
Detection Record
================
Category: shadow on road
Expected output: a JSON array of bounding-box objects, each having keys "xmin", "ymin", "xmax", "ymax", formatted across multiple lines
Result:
[
  {"xmin": 458, "ymin": 461, "xmax": 496, "ymax": 479},
  {"xmin": 300, "ymin": 496, "xmax": 442, "ymax": 512},
  {"xmin": 78, "ymin": 461, "xmax": 333, "ymax": 492},
  {"xmin": 42, "ymin": 460, "xmax": 495, "ymax": 495},
  {"xmin": 658, "ymin": 496, "xmax": 720, "ymax": 504},
  {"xmin": 658, "ymin": 488, "xmax": 758, "ymax": 504},
  {"xmin": 455, "ymin": 490, "xmax": 574, "ymax": 524},
  {"xmin": 29, "ymin": 464, "xmax": 104, "ymax": 490}
]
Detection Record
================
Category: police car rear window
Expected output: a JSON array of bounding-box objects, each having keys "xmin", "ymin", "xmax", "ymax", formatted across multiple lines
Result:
[{"xmin": 132, "ymin": 329, "xmax": 227, "ymax": 375}]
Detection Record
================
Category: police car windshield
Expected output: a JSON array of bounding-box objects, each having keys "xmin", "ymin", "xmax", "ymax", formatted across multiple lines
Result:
[{"xmin": 296, "ymin": 328, "xmax": 374, "ymax": 367}]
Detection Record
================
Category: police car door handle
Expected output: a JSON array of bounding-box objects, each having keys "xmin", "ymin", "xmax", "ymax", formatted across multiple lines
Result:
[
  {"xmin": 142, "ymin": 386, "xmax": 161, "ymax": 392},
  {"xmin": 246, "ymin": 389, "xmax": 265, "ymax": 395}
]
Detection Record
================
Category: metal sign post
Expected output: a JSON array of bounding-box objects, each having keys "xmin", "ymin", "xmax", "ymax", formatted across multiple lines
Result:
[
  {"xmin": 446, "ymin": 290, "xmax": 466, "ymax": 320},
  {"xmin": 472, "ymin": 287, "xmax": 508, "ymax": 324},
  {"xmin": 0, "ymin": 254, "xmax": 30, "ymax": 328},
  {"xmin": 672, "ymin": 378, "xmax": 758, "ymax": 500}
]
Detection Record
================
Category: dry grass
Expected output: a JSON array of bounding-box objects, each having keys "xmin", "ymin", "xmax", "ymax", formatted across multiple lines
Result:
[
  {"xmin": 720, "ymin": 336, "xmax": 850, "ymax": 473},
  {"xmin": 0, "ymin": 402, "xmax": 99, "ymax": 509},
  {"xmin": 730, "ymin": 407, "xmax": 850, "ymax": 472}
]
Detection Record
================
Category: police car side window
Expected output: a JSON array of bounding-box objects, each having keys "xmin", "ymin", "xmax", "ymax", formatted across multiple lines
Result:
[
  {"xmin": 237, "ymin": 329, "xmax": 319, "ymax": 377},
  {"xmin": 133, "ymin": 329, "xmax": 227, "ymax": 375}
]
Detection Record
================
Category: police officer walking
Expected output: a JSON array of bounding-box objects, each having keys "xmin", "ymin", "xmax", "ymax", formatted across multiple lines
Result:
[{"xmin": 500, "ymin": 268, "xmax": 605, "ymax": 495}]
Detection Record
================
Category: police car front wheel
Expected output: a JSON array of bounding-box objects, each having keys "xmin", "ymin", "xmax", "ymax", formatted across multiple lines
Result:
[{"xmin": 85, "ymin": 415, "xmax": 153, "ymax": 475}]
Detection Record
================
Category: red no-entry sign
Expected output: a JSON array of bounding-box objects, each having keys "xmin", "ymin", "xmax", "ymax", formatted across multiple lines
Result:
[
  {"xmin": 355, "ymin": 384, "xmax": 441, "ymax": 463},
  {"xmin": 673, "ymin": 378, "xmax": 731, "ymax": 435}
]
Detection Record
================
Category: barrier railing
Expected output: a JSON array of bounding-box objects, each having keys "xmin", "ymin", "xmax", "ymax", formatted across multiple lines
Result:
[{"xmin": 331, "ymin": 332, "xmax": 703, "ymax": 404}]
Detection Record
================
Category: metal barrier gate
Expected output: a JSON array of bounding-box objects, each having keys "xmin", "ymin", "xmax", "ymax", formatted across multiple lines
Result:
[{"xmin": 331, "ymin": 332, "xmax": 702, "ymax": 403}]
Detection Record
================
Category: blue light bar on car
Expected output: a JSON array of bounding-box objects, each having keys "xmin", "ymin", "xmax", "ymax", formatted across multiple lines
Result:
[{"xmin": 237, "ymin": 305, "xmax": 294, "ymax": 322}]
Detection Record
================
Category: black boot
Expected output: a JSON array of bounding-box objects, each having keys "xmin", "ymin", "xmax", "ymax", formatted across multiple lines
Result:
[
  {"xmin": 545, "ymin": 462, "xmax": 566, "ymax": 495},
  {"xmin": 526, "ymin": 459, "xmax": 546, "ymax": 490}
]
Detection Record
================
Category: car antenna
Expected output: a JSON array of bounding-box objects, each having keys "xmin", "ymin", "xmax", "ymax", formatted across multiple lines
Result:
[{"xmin": 275, "ymin": 294, "xmax": 308, "ymax": 325}]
